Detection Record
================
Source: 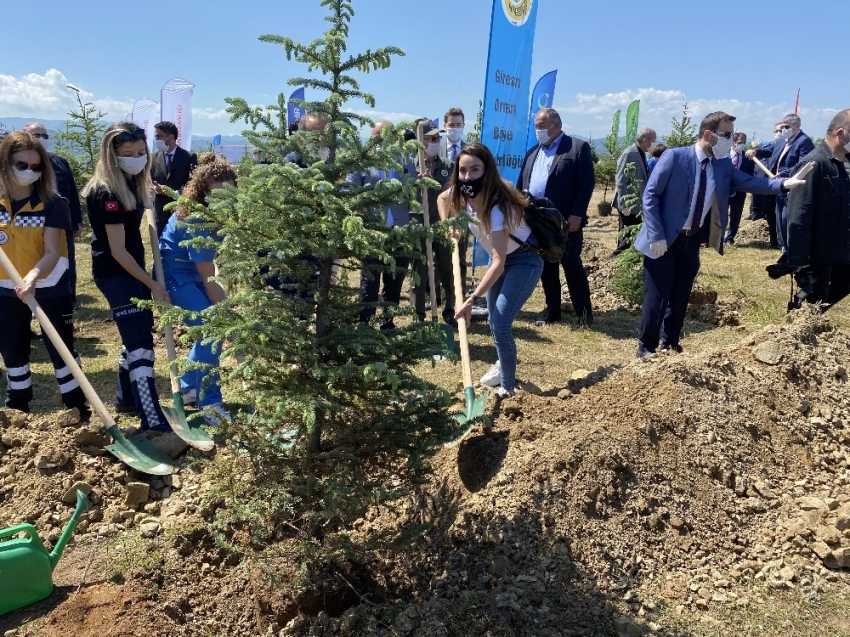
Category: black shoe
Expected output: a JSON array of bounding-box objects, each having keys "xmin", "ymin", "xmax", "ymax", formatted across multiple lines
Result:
[
  {"xmin": 31, "ymin": 329, "xmax": 41, "ymax": 340},
  {"xmin": 114, "ymin": 403, "xmax": 136, "ymax": 415},
  {"xmin": 662, "ymin": 343, "xmax": 683, "ymax": 353},
  {"xmin": 636, "ymin": 346, "xmax": 654, "ymax": 358},
  {"xmin": 78, "ymin": 405, "xmax": 91, "ymax": 424},
  {"xmin": 724, "ymin": 238, "xmax": 734, "ymax": 246},
  {"xmin": 140, "ymin": 421, "xmax": 172, "ymax": 434},
  {"xmin": 535, "ymin": 311, "xmax": 562, "ymax": 327},
  {"xmin": 443, "ymin": 316, "xmax": 458, "ymax": 329}
]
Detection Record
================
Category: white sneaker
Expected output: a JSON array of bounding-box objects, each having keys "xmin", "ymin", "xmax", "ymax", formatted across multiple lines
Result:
[
  {"xmin": 203, "ymin": 403, "xmax": 232, "ymax": 427},
  {"xmin": 480, "ymin": 361, "xmax": 501, "ymax": 387},
  {"xmin": 181, "ymin": 388, "xmax": 197, "ymax": 406},
  {"xmin": 495, "ymin": 387, "xmax": 517, "ymax": 399}
]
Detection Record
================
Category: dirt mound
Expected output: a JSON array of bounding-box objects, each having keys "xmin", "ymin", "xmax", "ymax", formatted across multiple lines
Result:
[
  {"xmin": 279, "ymin": 309, "xmax": 850, "ymax": 636},
  {"xmin": 581, "ymin": 238, "xmax": 637, "ymax": 313},
  {"xmin": 735, "ymin": 218, "xmax": 771, "ymax": 246}
]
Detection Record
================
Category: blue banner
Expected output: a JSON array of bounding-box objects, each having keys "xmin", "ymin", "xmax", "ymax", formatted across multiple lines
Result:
[
  {"xmin": 526, "ymin": 70, "xmax": 557, "ymax": 149},
  {"xmin": 481, "ymin": 0, "xmax": 539, "ymax": 183},
  {"xmin": 212, "ymin": 134, "xmax": 222, "ymax": 146},
  {"xmin": 288, "ymin": 87, "xmax": 306, "ymax": 127}
]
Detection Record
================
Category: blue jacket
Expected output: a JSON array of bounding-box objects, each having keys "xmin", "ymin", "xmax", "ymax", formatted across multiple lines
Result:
[
  {"xmin": 635, "ymin": 145, "xmax": 784, "ymax": 258},
  {"xmin": 769, "ymin": 131, "xmax": 815, "ymax": 178}
]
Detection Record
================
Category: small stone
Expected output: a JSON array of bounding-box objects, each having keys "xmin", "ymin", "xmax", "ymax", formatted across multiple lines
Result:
[
  {"xmin": 753, "ymin": 342, "xmax": 784, "ymax": 365},
  {"xmin": 488, "ymin": 555, "xmax": 511, "ymax": 578},
  {"xmin": 149, "ymin": 432, "xmax": 189, "ymax": 459},
  {"xmin": 55, "ymin": 408, "xmax": 82, "ymax": 427},
  {"xmin": 835, "ymin": 515, "xmax": 850, "ymax": 532},
  {"xmin": 830, "ymin": 547, "xmax": 850, "ymax": 568},
  {"xmin": 164, "ymin": 473, "xmax": 182, "ymax": 489},
  {"xmin": 570, "ymin": 369, "xmax": 593, "ymax": 381},
  {"xmin": 35, "ymin": 451, "xmax": 69, "ymax": 470},
  {"xmin": 669, "ymin": 515, "xmax": 685, "ymax": 530},
  {"xmin": 125, "ymin": 482, "xmax": 150, "ymax": 508},
  {"xmin": 798, "ymin": 497, "xmax": 827, "ymax": 511},
  {"xmin": 811, "ymin": 540, "xmax": 833, "ymax": 561},
  {"xmin": 779, "ymin": 567, "xmax": 796, "ymax": 582},
  {"xmin": 74, "ymin": 428, "xmax": 109, "ymax": 447},
  {"xmin": 62, "ymin": 482, "xmax": 92, "ymax": 504},
  {"xmin": 754, "ymin": 481, "xmax": 778, "ymax": 499},
  {"xmin": 140, "ymin": 521, "xmax": 161, "ymax": 538}
]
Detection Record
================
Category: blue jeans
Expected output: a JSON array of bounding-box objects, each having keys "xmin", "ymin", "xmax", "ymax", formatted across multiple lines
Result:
[
  {"xmin": 486, "ymin": 243, "xmax": 544, "ymax": 390},
  {"xmin": 166, "ymin": 280, "xmax": 222, "ymax": 407}
]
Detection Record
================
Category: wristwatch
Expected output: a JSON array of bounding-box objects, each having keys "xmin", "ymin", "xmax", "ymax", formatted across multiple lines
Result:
[{"xmin": 468, "ymin": 293, "xmax": 481, "ymax": 304}]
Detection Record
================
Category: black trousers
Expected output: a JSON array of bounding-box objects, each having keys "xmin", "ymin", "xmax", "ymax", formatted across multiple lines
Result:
[
  {"xmin": 359, "ymin": 256, "xmax": 410, "ymax": 328},
  {"xmin": 540, "ymin": 229, "xmax": 592, "ymax": 320},
  {"xmin": 0, "ymin": 294, "xmax": 85, "ymax": 412},
  {"xmin": 725, "ymin": 192, "xmax": 747, "ymax": 243},
  {"xmin": 638, "ymin": 231, "xmax": 701, "ymax": 353},
  {"xmin": 612, "ymin": 210, "xmax": 642, "ymax": 255},
  {"xmin": 806, "ymin": 264, "xmax": 850, "ymax": 310},
  {"xmin": 411, "ymin": 237, "xmax": 455, "ymax": 321}
]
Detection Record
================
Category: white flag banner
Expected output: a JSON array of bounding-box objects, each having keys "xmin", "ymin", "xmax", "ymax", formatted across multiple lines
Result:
[
  {"xmin": 160, "ymin": 77, "xmax": 194, "ymax": 151},
  {"xmin": 130, "ymin": 98, "xmax": 159, "ymax": 152}
]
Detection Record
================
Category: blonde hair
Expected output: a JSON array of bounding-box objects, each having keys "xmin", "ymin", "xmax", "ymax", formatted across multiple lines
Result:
[
  {"xmin": 82, "ymin": 122, "xmax": 152, "ymax": 210},
  {"xmin": 0, "ymin": 132, "xmax": 56, "ymax": 203}
]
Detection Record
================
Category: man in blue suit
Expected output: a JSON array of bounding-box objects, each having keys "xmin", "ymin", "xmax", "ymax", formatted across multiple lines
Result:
[{"xmin": 634, "ymin": 111, "xmax": 813, "ymax": 357}]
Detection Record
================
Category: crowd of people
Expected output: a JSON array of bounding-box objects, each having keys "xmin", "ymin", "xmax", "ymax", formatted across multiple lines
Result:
[{"xmin": 0, "ymin": 104, "xmax": 847, "ymax": 430}]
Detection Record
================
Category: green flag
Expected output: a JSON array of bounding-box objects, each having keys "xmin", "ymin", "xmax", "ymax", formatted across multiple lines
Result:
[
  {"xmin": 612, "ymin": 109, "xmax": 621, "ymax": 142},
  {"xmin": 625, "ymin": 100, "xmax": 640, "ymax": 145}
]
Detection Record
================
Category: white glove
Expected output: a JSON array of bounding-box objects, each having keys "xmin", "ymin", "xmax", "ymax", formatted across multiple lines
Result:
[
  {"xmin": 782, "ymin": 161, "xmax": 815, "ymax": 190},
  {"xmin": 649, "ymin": 240, "xmax": 667, "ymax": 258}
]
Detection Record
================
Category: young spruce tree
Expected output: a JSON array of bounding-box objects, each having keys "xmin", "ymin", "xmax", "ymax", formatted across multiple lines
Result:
[
  {"xmin": 53, "ymin": 86, "xmax": 107, "ymax": 188},
  {"xmin": 176, "ymin": 0, "xmax": 457, "ymax": 575}
]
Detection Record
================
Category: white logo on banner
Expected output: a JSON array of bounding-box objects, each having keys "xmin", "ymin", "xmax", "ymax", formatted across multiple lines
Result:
[
  {"xmin": 0, "ymin": 230, "xmax": 8, "ymax": 245},
  {"xmin": 502, "ymin": 0, "xmax": 533, "ymax": 26}
]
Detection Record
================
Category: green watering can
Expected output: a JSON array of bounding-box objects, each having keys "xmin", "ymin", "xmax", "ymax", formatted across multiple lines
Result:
[{"xmin": 0, "ymin": 490, "xmax": 89, "ymax": 616}]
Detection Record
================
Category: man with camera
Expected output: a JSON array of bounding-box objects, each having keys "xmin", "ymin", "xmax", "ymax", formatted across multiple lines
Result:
[{"xmin": 784, "ymin": 109, "xmax": 850, "ymax": 311}]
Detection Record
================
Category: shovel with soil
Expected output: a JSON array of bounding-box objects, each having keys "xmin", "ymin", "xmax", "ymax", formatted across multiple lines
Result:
[{"xmin": 0, "ymin": 246, "xmax": 175, "ymax": 476}]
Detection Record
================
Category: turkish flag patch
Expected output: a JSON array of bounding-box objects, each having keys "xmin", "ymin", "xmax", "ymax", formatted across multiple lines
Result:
[{"xmin": 104, "ymin": 200, "xmax": 120, "ymax": 212}]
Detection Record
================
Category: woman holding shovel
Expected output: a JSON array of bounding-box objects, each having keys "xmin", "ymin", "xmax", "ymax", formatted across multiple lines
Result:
[
  {"xmin": 0, "ymin": 132, "xmax": 89, "ymax": 420},
  {"xmin": 159, "ymin": 154, "xmax": 235, "ymax": 426},
  {"xmin": 81, "ymin": 123, "xmax": 170, "ymax": 433},
  {"xmin": 438, "ymin": 144, "xmax": 543, "ymax": 398}
]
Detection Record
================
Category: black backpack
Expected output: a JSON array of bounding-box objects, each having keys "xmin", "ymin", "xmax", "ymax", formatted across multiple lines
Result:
[{"xmin": 509, "ymin": 193, "xmax": 568, "ymax": 263}]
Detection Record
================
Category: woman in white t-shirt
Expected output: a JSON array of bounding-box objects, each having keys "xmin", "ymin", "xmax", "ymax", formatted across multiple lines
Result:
[{"xmin": 438, "ymin": 143, "xmax": 544, "ymax": 398}]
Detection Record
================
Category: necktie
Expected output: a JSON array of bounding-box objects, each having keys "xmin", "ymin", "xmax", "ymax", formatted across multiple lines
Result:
[
  {"xmin": 449, "ymin": 144, "xmax": 458, "ymax": 161},
  {"xmin": 165, "ymin": 152, "xmax": 173, "ymax": 174},
  {"xmin": 689, "ymin": 158, "xmax": 709, "ymax": 234},
  {"xmin": 733, "ymin": 152, "xmax": 739, "ymax": 169}
]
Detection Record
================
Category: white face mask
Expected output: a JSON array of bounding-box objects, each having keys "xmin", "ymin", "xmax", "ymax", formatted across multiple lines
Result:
[
  {"xmin": 773, "ymin": 131, "xmax": 783, "ymax": 141},
  {"xmin": 535, "ymin": 128, "xmax": 551, "ymax": 145},
  {"xmin": 734, "ymin": 143, "xmax": 746, "ymax": 153},
  {"xmin": 154, "ymin": 139, "xmax": 167, "ymax": 152},
  {"xmin": 711, "ymin": 135, "xmax": 733, "ymax": 158},
  {"xmin": 842, "ymin": 131, "xmax": 850, "ymax": 153},
  {"xmin": 426, "ymin": 141, "xmax": 441, "ymax": 157},
  {"xmin": 781, "ymin": 127, "xmax": 793, "ymax": 139},
  {"xmin": 117, "ymin": 155, "xmax": 147, "ymax": 175},
  {"xmin": 12, "ymin": 168, "xmax": 41, "ymax": 187},
  {"xmin": 445, "ymin": 127, "xmax": 463, "ymax": 143}
]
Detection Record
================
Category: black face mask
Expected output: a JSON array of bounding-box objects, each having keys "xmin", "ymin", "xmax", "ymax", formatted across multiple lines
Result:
[{"xmin": 458, "ymin": 175, "xmax": 484, "ymax": 199}]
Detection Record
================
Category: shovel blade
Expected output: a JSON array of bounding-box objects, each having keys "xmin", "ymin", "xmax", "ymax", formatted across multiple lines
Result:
[
  {"xmin": 444, "ymin": 386, "xmax": 490, "ymax": 447},
  {"xmin": 104, "ymin": 425, "xmax": 175, "ymax": 475},
  {"xmin": 163, "ymin": 393, "xmax": 215, "ymax": 452}
]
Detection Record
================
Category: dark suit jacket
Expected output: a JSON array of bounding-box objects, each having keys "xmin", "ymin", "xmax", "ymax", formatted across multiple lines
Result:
[
  {"xmin": 769, "ymin": 131, "xmax": 815, "ymax": 178},
  {"xmin": 516, "ymin": 134, "xmax": 595, "ymax": 223},
  {"xmin": 49, "ymin": 153, "xmax": 82, "ymax": 229},
  {"xmin": 151, "ymin": 146, "xmax": 198, "ymax": 227}
]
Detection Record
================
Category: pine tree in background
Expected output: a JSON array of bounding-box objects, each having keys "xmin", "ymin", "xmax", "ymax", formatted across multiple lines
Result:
[
  {"xmin": 175, "ymin": 0, "xmax": 457, "ymax": 575},
  {"xmin": 611, "ymin": 162, "xmax": 646, "ymax": 304},
  {"xmin": 664, "ymin": 102, "xmax": 698, "ymax": 148},
  {"xmin": 53, "ymin": 86, "xmax": 107, "ymax": 188},
  {"xmin": 466, "ymin": 99, "xmax": 483, "ymax": 143}
]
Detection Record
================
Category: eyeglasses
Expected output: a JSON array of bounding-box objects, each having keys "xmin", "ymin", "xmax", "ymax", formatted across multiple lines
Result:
[
  {"xmin": 14, "ymin": 161, "xmax": 43, "ymax": 172},
  {"xmin": 112, "ymin": 128, "xmax": 146, "ymax": 145},
  {"xmin": 714, "ymin": 131, "xmax": 734, "ymax": 139},
  {"xmin": 30, "ymin": 133, "xmax": 49, "ymax": 140}
]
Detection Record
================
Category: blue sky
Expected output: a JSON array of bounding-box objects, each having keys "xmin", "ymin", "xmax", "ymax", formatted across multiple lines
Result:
[{"xmin": 1, "ymin": 0, "xmax": 839, "ymax": 143}]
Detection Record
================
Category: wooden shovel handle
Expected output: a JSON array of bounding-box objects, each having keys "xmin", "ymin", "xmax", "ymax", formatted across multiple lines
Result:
[
  {"xmin": 416, "ymin": 121, "xmax": 440, "ymax": 321},
  {"xmin": 144, "ymin": 208, "xmax": 181, "ymax": 394},
  {"xmin": 451, "ymin": 237, "xmax": 473, "ymax": 388},
  {"xmin": 752, "ymin": 156, "xmax": 775, "ymax": 179}
]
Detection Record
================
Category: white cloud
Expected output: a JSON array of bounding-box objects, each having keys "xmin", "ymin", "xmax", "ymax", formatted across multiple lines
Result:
[
  {"xmin": 0, "ymin": 69, "xmax": 136, "ymax": 120},
  {"xmin": 554, "ymin": 87, "xmax": 836, "ymax": 142},
  {"xmin": 354, "ymin": 109, "xmax": 420, "ymax": 124},
  {"xmin": 193, "ymin": 107, "xmax": 230, "ymax": 120}
]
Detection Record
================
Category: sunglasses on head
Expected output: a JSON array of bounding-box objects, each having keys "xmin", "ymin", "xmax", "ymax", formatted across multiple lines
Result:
[
  {"xmin": 112, "ymin": 128, "xmax": 146, "ymax": 145},
  {"xmin": 714, "ymin": 131, "xmax": 734, "ymax": 139},
  {"xmin": 14, "ymin": 161, "xmax": 43, "ymax": 172}
]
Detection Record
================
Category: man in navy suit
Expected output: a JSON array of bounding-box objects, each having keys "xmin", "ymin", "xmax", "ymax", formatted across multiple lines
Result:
[
  {"xmin": 754, "ymin": 114, "xmax": 815, "ymax": 251},
  {"xmin": 634, "ymin": 111, "xmax": 813, "ymax": 357},
  {"xmin": 724, "ymin": 132, "xmax": 756, "ymax": 245},
  {"xmin": 517, "ymin": 108, "xmax": 595, "ymax": 326}
]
